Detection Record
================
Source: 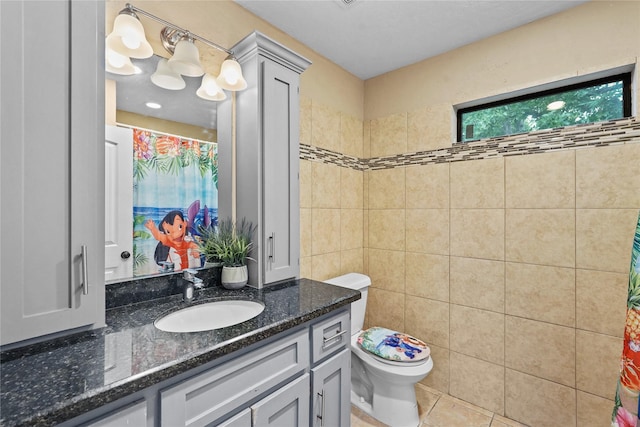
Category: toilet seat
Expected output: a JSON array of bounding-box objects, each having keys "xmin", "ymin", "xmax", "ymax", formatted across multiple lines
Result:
[
  {"xmin": 357, "ymin": 327, "xmax": 430, "ymax": 364},
  {"xmin": 351, "ymin": 334, "xmax": 431, "ymax": 371}
]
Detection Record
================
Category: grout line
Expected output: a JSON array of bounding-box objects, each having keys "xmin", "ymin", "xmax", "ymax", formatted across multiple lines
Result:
[
  {"xmin": 573, "ymin": 148, "xmax": 578, "ymax": 423},
  {"xmin": 503, "ymin": 156, "xmax": 507, "ymax": 422},
  {"xmin": 448, "ymin": 161, "xmax": 452, "ymax": 396}
]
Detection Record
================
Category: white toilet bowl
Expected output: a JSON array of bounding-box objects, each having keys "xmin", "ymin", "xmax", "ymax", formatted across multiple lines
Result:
[
  {"xmin": 350, "ymin": 333, "xmax": 433, "ymax": 427},
  {"xmin": 324, "ymin": 273, "xmax": 433, "ymax": 427}
]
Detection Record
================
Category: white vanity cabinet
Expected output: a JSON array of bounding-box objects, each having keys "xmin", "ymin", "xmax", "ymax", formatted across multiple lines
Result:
[
  {"xmin": 159, "ymin": 328, "xmax": 310, "ymax": 427},
  {"xmin": 160, "ymin": 309, "xmax": 350, "ymax": 427},
  {"xmin": 310, "ymin": 311, "xmax": 351, "ymax": 427},
  {"xmin": 64, "ymin": 309, "xmax": 351, "ymax": 427},
  {"xmin": 210, "ymin": 309, "xmax": 351, "ymax": 427},
  {"xmin": 0, "ymin": 0, "xmax": 105, "ymax": 345},
  {"xmin": 219, "ymin": 32, "xmax": 311, "ymax": 287}
]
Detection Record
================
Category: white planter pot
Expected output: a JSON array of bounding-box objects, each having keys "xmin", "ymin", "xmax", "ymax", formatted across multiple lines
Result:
[{"xmin": 221, "ymin": 265, "xmax": 248, "ymax": 289}]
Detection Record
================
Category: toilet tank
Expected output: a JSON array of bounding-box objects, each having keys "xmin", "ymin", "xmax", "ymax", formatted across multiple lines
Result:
[{"xmin": 324, "ymin": 273, "xmax": 370, "ymax": 334}]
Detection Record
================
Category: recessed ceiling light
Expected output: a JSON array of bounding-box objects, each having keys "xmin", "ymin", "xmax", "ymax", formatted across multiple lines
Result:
[
  {"xmin": 547, "ymin": 100, "xmax": 565, "ymax": 111},
  {"xmin": 146, "ymin": 102, "xmax": 162, "ymax": 109}
]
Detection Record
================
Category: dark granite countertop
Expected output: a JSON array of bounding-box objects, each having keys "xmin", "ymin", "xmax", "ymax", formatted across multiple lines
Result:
[{"xmin": 0, "ymin": 278, "xmax": 360, "ymax": 426}]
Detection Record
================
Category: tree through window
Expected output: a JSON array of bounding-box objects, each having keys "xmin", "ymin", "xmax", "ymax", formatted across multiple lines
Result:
[{"xmin": 457, "ymin": 73, "xmax": 631, "ymax": 143}]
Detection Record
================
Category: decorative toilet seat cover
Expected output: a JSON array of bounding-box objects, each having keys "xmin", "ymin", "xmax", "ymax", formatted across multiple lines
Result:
[{"xmin": 357, "ymin": 327, "xmax": 430, "ymax": 363}]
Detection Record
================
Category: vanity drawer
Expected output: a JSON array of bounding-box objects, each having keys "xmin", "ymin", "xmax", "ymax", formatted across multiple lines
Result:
[
  {"xmin": 160, "ymin": 328, "xmax": 309, "ymax": 427},
  {"xmin": 83, "ymin": 400, "xmax": 147, "ymax": 427},
  {"xmin": 311, "ymin": 309, "xmax": 350, "ymax": 364}
]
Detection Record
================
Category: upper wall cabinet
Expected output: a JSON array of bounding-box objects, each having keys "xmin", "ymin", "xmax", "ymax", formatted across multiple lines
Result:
[
  {"xmin": 0, "ymin": 0, "xmax": 105, "ymax": 346},
  {"xmin": 220, "ymin": 32, "xmax": 311, "ymax": 287}
]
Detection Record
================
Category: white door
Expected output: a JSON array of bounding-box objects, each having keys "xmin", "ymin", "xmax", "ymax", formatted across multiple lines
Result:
[{"xmin": 105, "ymin": 125, "xmax": 133, "ymax": 282}]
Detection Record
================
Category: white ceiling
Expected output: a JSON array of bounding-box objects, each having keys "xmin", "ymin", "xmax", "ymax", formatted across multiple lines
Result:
[{"xmin": 234, "ymin": 0, "xmax": 588, "ymax": 80}]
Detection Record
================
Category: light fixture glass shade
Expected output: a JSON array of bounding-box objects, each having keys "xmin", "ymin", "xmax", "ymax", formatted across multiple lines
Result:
[
  {"xmin": 106, "ymin": 14, "xmax": 153, "ymax": 59},
  {"xmin": 167, "ymin": 39, "xmax": 204, "ymax": 77},
  {"xmin": 196, "ymin": 74, "xmax": 227, "ymax": 101},
  {"xmin": 105, "ymin": 48, "xmax": 136, "ymax": 75},
  {"xmin": 216, "ymin": 58, "xmax": 247, "ymax": 91},
  {"xmin": 150, "ymin": 58, "xmax": 186, "ymax": 90}
]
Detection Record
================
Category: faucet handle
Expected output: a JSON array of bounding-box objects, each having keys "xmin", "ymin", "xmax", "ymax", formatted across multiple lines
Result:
[
  {"xmin": 193, "ymin": 277, "xmax": 205, "ymax": 289},
  {"xmin": 183, "ymin": 268, "xmax": 198, "ymax": 280}
]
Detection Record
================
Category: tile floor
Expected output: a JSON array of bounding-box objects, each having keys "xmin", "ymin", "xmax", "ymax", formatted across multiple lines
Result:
[{"xmin": 350, "ymin": 384, "xmax": 528, "ymax": 427}]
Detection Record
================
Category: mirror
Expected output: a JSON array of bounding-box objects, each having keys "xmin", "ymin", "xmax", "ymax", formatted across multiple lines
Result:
[
  {"xmin": 110, "ymin": 55, "xmax": 218, "ymax": 140},
  {"xmin": 106, "ymin": 54, "xmax": 223, "ymax": 282}
]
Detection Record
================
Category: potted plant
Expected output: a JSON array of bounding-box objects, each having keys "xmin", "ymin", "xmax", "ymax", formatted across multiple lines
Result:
[
  {"xmin": 209, "ymin": 218, "xmax": 256, "ymax": 289},
  {"xmin": 197, "ymin": 224, "xmax": 224, "ymax": 268}
]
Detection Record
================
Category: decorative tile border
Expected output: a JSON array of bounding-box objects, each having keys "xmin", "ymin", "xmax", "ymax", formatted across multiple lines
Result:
[
  {"xmin": 300, "ymin": 117, "xmax": 640, "ymax": 171},
  {"xmin": 299, "ymin": 144, "xmax": 366, "ymax": 170}
]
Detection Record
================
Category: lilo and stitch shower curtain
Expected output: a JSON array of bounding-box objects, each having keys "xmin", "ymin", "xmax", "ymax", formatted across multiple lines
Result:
[
  {"xmin": 131, "ymin": 128, "xmax": 218, "ymax": 276},
  {"xmin": 613, "ymin": 211, "xmax": 640, "ymax": 427}
]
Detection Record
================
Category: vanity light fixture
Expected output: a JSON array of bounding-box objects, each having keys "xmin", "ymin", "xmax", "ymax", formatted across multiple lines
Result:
[
  {"xmin": 150, "ymin": 58, "xmax": 186, "ymax": 90},
  {"xmin": 167, "ymin": 36, "xmax": 205, "ymax": 78},
  {"xmin": 217, "ymin": 56, "xmax": 248, "ymax": 91},
  {"xmin": 106, "ymin": 48, "xmax": 138, "ymax": 75},
  {"xmin": 107, "ymin": 3, "xmax": 247, "ymax": 100},
  {"xmin": 106, "ymin": 10, "xmax": 153, "ymax": 59},
  {"xmin": 196, "ymin": 74, "xmax": 227, "ymax": 101}
]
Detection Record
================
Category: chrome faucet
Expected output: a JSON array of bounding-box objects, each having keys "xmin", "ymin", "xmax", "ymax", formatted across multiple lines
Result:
[{"xmin": 181, "ymin": 269, "xmax": 204, "ymax": 303}]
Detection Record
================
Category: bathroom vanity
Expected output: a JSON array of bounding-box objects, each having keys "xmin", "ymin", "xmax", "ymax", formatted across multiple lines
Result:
[
  {"xmin": 0, "ymin": 3, "xmax": 336, "ymax": 424},
  {"xmin": 1, "ymin": 0, "xmax": 311, "ymax": 347},
  {"xmin": 0, "ymin": 278, "xmax": 358, "ymax": 426}
]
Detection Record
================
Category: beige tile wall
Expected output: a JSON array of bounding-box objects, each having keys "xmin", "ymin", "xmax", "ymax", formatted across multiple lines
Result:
[
  {"xmin": 363, "ymin": 137, "xmax": 638, "ymax": 426},
  {"xmin": 300, "ymin": 96, "xmax": 639, "ymax": 426},
  {"xmin": 300, "ymin": 97, "xmax": 365, "ymax": 280}
]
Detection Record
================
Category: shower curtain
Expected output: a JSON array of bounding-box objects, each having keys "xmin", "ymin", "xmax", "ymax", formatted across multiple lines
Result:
[
  {"xmin": 132, "ymin": 128, "xmax": 218, "ymax": 276},
  {"xmin": 613, "ymin": 211, "xmax": 640, "ymax": 427}
]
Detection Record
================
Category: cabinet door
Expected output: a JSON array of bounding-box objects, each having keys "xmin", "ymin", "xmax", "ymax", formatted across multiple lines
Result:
[
  {"xmin": 252, "ymin": 373, "xmax": 310, "ymax": 427},
  {"xmin": 311, "ymin": 349, "xmax": 350, "ymax": 427},
  {"xmin": 0, "ymin": 0, "xmax": 105, "ymax": 345},
  {"xmin": 262, "ymin": 59, "xmax": 300, "ymax": 285}
]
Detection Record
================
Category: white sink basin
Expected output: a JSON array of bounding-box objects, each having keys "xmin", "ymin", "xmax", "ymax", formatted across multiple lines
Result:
[{"xmin": 154, "ymin": 300, "xmax": 265, "ymax": 333}]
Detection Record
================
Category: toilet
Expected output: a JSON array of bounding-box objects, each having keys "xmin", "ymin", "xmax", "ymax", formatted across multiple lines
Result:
[{"xmin": 325, "ymin": 273, "xmax": 433, "ymax": 427}]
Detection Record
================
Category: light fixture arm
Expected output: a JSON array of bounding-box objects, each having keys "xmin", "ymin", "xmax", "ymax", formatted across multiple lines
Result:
[{"xmin": 124, "ymin": 3, "xmax": 236, "ymax": 58}]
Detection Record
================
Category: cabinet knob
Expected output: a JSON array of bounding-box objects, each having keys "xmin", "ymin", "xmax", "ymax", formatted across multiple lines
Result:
[{"xmin": 121, "ymin": 251, "xmax": 131, "ymax": 259}]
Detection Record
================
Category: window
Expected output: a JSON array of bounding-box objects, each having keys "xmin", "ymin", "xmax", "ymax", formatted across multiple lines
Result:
[{"xmin": 457, "ymin": 73, "xmax": 631, "ymax": 143}]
